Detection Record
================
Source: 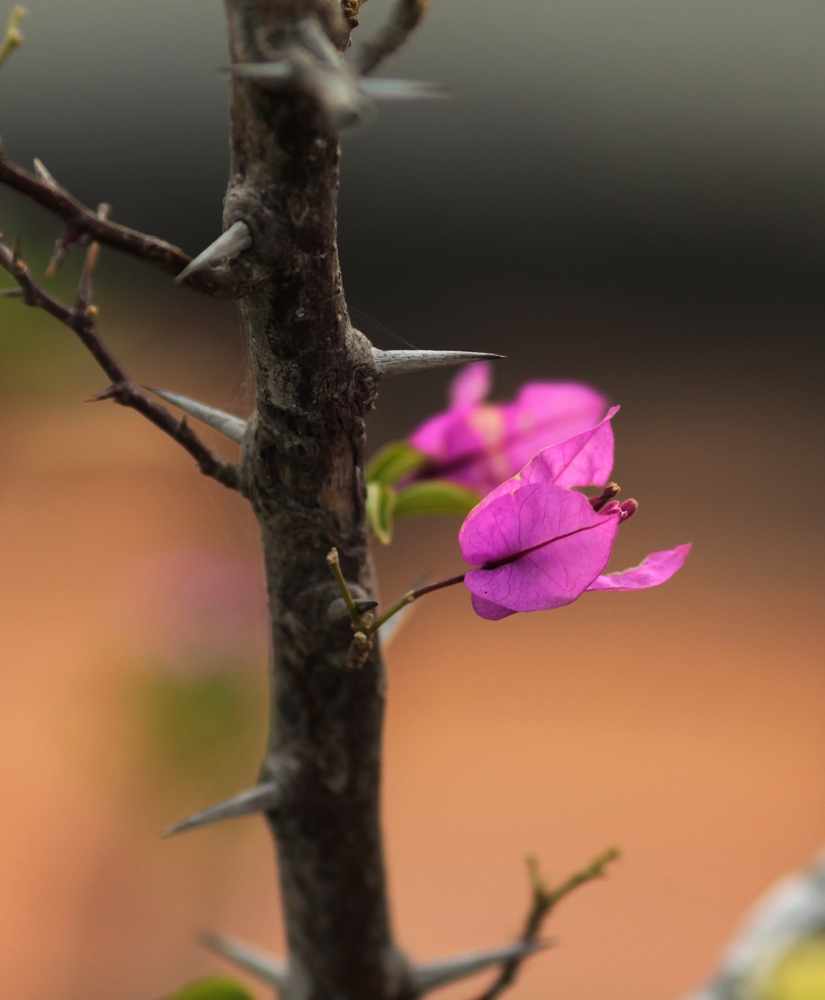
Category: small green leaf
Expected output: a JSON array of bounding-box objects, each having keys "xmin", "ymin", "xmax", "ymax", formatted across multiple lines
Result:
[
  {"xmin": 366, "ymin": 441, "xmax": 428, "ymax": 486},
  {"xmin": 394, "ymin": 481, "xmax": 481, "ymax": 519},
  {"xmin": 366, "ymin": 481, "xmax": 398, "ymax": 544},
  {"xmin": 165, "ymin": 976, "xmax": 255, "ymax": 1000}
]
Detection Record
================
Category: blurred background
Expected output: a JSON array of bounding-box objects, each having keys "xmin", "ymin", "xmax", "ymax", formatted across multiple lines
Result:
[{"xmin": 0, "ymin": 1, "xmax": 824, "ymax": 998}]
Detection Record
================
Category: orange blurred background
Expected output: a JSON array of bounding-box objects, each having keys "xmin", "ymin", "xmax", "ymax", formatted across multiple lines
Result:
[
  {"xmin": 0, "ymin": 274, "xmax": 822, "ymax": 1000},
  {"xmin": 2, "ymin": 1, "xmax": 825, "ymax": 998}
]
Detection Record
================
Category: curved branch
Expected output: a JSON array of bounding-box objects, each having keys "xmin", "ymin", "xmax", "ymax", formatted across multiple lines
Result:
[
  {"xmin": 469, "ymin": 848, "xmax": 620, "ymax": 1000},
  {"xmin": 0, "ymin": 153, "xmax": 242, "ymax": 298},
  {"xmin": 356, "ymin": 0, "xmax": 431, "ymax": 76},
  {"xmin": 0, "ymin": 234, "xmax": 241, "ymax": 491}
]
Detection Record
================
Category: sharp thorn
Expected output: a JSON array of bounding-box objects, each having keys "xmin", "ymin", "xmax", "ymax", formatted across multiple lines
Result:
[
  {"xmin": 357, "ymin": 79, "xmax": 451, "ymax": 102},
  {"xmin": 312, "ymin": 68, "xmax": 363, "ymax": 128},
  {"xmin": 199, "ymin": 932, "xmax": 288, "ymax": 989},
  {"xmin": 372, "ymin": 349, "xmax": 504, "ymax": 377},
  {"xmin": 411, "ymin": 941, "xmax": 548, "ymax": 994},
  {"xmin": 355, "ymin": 599, "xmax": 379, "ymax": 613},
  {"xmin": 45, "ymin": 222, "xmax": 86, "ymax": 278},
  {"xmin": 174, "ymin": 221, "xmax": 252, "ymax": 284},
  {"xmin": 231, "ymin": 60, "xmax": 295, "ymax": 87},
  {"xmin": 85, "ymin": 382, "xmax": 128, "ymax": 403},
  {"xmin": 295, "ymin": 17, "xmax": 341, "ymax": 68},
  {"xmin": 32, "ymin": 157, "xmax": 58, "ymax": 187},
  {"xmin": 45, "ymin": 247, "xmax": 68, "ymax": 279},
  {"xmin": 147, "ymin": 387, "xmax": 248, "ymax": 444},
  {"xmin": 162, "ymin": 781, "xmax": 281, "ymax": 838}
]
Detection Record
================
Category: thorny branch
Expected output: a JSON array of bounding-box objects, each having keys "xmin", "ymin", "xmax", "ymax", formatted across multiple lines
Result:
[
  {"xmin": 469, "ymin": 848, "xmax": 621, "ymax": 1000},
  {"xmin": 357, "ymin": 0, "xmax": 431, "ymax": 75},
  {"xmin": 0, "ymin": 153, "xmax": 243, "ymax": 297},
  {"xmin": 0, "ymin": 227, "xmax": 241, "ymax": 491}
]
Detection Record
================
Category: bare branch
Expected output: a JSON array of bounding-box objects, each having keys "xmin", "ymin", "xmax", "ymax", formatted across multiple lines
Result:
[
  {"xmin": 0, "ymin": 153, "xmax": 242, "ymax": 297},
  {"xmin": 356, "ymin": 0, "xmax": 432, "ymax": 76},
  {"xmin": 468, "ymin": 848, "xmax": 620, "ymax": 1000},
  {"xmin": 0, "ymin": 236, "xmax": 241, "ymax": 491}
]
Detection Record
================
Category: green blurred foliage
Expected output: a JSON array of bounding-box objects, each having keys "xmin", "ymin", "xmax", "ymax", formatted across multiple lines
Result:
[
  {"xmin": 0, "ymin": 197, "xmax": 96, "ymax": 394},
  {"xmin": 366, "ymin": 440, "xmax": 427, "ymax": 487},
  {"xmin": 129, "ymin": 664, "xmax": 266, "ymax": 793},
  {"xmin": 164, "ymin": 975, "xmax": 255, "ymax": 1000}
]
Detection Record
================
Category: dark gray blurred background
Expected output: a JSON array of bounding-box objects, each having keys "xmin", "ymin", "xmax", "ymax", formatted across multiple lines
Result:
[
  {"xmin": 4, "ymin": 0, "xmax": 825, "ymax": 296},
  {"xmin": 3, "ymin": 0, "xmax": 825, "ymax": 427}
]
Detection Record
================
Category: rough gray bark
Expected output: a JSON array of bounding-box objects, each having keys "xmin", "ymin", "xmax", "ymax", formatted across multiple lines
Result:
[{"xmin": 223, "ymin": 3, "xmax": 402, "ymax": 998}]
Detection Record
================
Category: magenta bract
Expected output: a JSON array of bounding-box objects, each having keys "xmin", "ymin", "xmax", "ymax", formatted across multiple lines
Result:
[
  {"xmin": 458, "ymin": 422, "xmax": 690, "ymax": 620},
  {"xmin": 408, "ymin": 361, "xmax": 609, "ymax": 496}
]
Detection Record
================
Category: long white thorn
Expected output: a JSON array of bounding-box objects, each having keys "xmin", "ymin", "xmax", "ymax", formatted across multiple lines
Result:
[
  {"xmin": 294, "ymin": 17, "xmax": 341, "ymax": 67},
  {"xmin": 175, "ymin": 220, "xmax": 252, "ymax": 284},
  {"xmin": 231, "ymin": 60, "xmax": 294, "ymax": 87},
  {"xmin": 411, "ymin": 941, "xmax": 548, "ymax": 994},
  {"xmin": 162, "ymin": 781, "xmax": 280, "ymax": 838},
  {"xmin": 200, "ymin": 932, "xmax": 288, "ymax": 990},
  {"xmin": 372, "ymin": 349, "xmax": 503, "ymax": 377},
  {"xmin": 148, "ymin": 387, "xmax": 248, "ymax": 444},
  {"xmin": 32, "ymin": 157, "xmax": 59, "ymax": 187},
  {"xmin": 357, "ymin": 79, "xmax": 450, "ymax": 101}
]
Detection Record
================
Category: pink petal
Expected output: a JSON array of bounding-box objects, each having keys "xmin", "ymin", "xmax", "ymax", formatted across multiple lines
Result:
[
  {"xmin": 529, "ymin": 405, "xmax": 618, "ymax": 488},
  {"xmin": 408, "ymin": 376, "xmax": 610, "ymax": 498},
  {"xmin": 461, "ymin": 484, "xmax": 620, "ymax": 612},
  {"xmin": 502, "ymin": 381, "xmax": 609, "ymax": 473},
  {"xmin": 587, "ymin": 543, "xmax": 691, "ymax": 591},
  {"xmin": 408, "ymin": 410, "xmax": 465, "ymax": 464},
  {"xmin": 449, "ymin": 361, "xmax": 493, "ymax": 409},
  {"xmin": 468, "ymin": 406, "xmax": 619, "ymax": 517},
  {"xmin": 470, "ymin": 594, "xmax": 516, "ymax": 620}
]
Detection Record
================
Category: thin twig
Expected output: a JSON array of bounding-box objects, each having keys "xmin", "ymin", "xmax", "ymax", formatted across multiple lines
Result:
[
  {"xmin": 356, "ymin": 0, "xmax": 431, "ymax": 75},
  {"xmin": 0, "ymin": 153, "xmax": 240, "ymax": 297},
  {"xmin": 0, "ymin": 235, "xmax": 241, "ymax": 491},
  {"xmin": 469, "ymin": 848, "xmax": 620, "ymax": 1000},
  {"xmin": 327, "ymin": 547, "xmax": 365, "ymax": 628}
]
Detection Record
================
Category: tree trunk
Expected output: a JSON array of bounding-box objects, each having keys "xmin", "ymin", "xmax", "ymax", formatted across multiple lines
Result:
[{"xmin": 223, "ymin": 2, "xmax": 406, "ymax": 998}]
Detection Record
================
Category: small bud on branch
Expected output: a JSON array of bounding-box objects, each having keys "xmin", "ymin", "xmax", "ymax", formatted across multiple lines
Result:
[{"xmin": 0, "ymin": 5, "xmax": 26, "ymax": 70}]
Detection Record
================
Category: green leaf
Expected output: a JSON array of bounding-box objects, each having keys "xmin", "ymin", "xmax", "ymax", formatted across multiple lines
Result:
[
  {"xmin": 394, "ymin": 481, "xmax": 481, "ymax": 519},
  {"xmin": 366, "ymin": 441, "xmax": 428, "ymax": 486},
  {"xmin": 366, "ymin": 481, "xmax": 398, "ymax": 544},
  {"xmin": 165, "ymin": 976, "xmax": 255, "ymax": 1000}
]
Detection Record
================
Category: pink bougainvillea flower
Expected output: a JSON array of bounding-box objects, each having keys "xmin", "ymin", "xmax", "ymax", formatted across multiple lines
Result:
[
  {"xmin": 408, "ymin": 361, "xmax": 609, "ymax": 496},
  {"xmin": 457, "ymin": 429, "xmax": 690, "ymax": 620}
]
